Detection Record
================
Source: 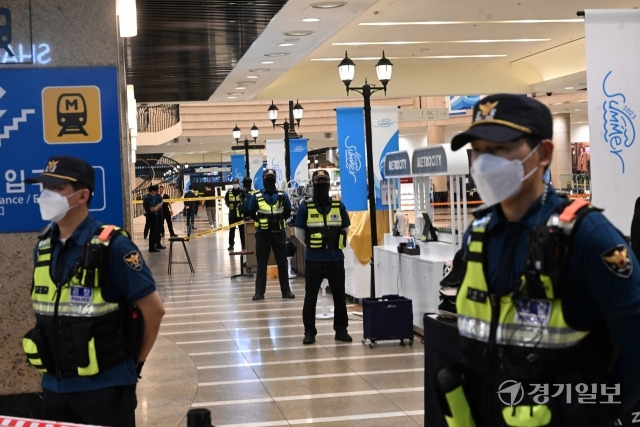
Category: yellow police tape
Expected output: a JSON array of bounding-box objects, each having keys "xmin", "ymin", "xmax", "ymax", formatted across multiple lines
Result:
[{"xmin": 191, "ymin": 220, "xmax": 246, "ymax": 238}]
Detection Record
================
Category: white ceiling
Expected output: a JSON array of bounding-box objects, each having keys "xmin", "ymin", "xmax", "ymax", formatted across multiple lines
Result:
[{"xmin": 142, "ymin": 1, "xmax": 640, "ymax": 161}]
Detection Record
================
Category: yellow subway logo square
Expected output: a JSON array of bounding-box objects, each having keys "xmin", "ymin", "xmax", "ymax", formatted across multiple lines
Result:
[{"xmin": 42, "ymin": 86, "xmax": 102, "ymax": 143}]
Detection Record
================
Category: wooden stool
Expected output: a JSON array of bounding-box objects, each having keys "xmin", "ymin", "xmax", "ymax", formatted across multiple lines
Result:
[
  {"xmin": 229, "ymin": 250, "xmax": 254, "ymax": 279},
  {"xmin": 168, "ymin": 236, "xmax": 194, "ymax": 275}
]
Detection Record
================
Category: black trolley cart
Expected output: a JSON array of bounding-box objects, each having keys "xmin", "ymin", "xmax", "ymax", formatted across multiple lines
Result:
[{"xmin": 362, "ymin": 294, "xmax": 414, "ymax": 347}]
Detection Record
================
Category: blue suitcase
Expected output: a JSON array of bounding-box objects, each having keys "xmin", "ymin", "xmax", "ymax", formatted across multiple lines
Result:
[{"xmin": 362, "ymin": 294, "xmax": 414, "ymax": 347}]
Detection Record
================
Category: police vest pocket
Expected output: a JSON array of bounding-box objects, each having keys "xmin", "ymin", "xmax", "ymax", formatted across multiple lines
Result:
[
  {"xmin": 72, "ymin": 323, "xmax": 100, "ymax": 376},
  {"xmin": 339, "ymin": 231, "xmax": 347, "ymax": 249},
  {"xmin": 22, "ymin": 327, "xmax": 54, "ymax": 373},
  {"xmin": 502, "ymin": 404, "xmax": 552, "ymax": 426}
]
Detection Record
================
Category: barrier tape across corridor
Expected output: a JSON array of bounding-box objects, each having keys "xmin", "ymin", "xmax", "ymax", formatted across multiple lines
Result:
[{"xmin": 0, "ymin": 415, "xmax": 100, "ymax": 426}]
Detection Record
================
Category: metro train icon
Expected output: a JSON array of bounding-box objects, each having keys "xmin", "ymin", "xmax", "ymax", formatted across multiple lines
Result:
[
  {"xmin": 57, "ymin": 93, "xmax": 89, "ymax": 136},
  {"xmin": 0, "ymin": 8, "xmax": 15, "ymax": 57}
]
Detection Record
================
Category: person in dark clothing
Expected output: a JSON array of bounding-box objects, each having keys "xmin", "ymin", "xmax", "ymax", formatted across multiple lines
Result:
[
  {"xmin": 143, "ymin": 188, "xmax": 163, "ymax": 240},
  {"xmin": 143, "ymin": 185, "xmax": 165, "ymax": 252},
  {"xmin": 246, "ymin": 169, "xmax": 295, "ymax": 301},
  {"xmin": 631, "ymin": 196, "xmax": 640, "ymax": 256},
  {"xmin": 183, "ymin": 184, "xmax": 198, "ymax": 237},
  {"xmin": 225, "ymin": 178, "xmax": 245, "ymax": 250},
  {"xmin": 241, "ymin": 177, "xmax": 254, "ymax": 220},
  {"xmin": 159, "ymin": 185, "xmax": 177, "ymax": 237},
  {"xmin": 202, "ymin": 184, "xmax": 217, "ymax": 228},
  {"xmin": 294, "ymin": 170, "xmax": 352, "ymax": 344}
]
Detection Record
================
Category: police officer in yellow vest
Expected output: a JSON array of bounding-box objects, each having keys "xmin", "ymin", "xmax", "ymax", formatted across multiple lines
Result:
[
  {"xmin": 294, "ymin": 170, "xmax": 352, "ymax": 344},
  {"xmin": 440, "ymin": 94, "xmax": 640, "ymax": 426},
  {"xmin": 23, "ymin": 156, "xmax": 165, "ymax": 426},
  {"xmin": 246, "ymin": 168, "xmax": 295, "ymax": 300},
  {"xmin": 225, "ymin": 178, "xmax": 245, "ymax": 250}
]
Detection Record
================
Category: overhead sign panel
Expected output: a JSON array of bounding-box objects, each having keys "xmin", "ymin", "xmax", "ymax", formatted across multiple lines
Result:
[
  {"xmin": 0, "ymin": 67, "xmax": 122, "ymax": 233},
  {"xmin": 384, "ymin": 150, "xmax": 411, "ymax": 177}
]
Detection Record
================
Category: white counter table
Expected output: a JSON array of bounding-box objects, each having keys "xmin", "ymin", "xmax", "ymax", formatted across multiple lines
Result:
[{"xmin": 373, "ymin": 234, "xmax": 456, "ymax": 330}]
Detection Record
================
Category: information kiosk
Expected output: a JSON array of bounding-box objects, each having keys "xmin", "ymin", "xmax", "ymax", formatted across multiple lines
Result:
[{"xmin": 377, "ymin": 144, "xmax": 469, "ymax": 330}]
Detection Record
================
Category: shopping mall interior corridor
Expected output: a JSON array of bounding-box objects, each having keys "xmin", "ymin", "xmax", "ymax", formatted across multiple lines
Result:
[{"xmin": 133, "ymin": 215, "xmax": 425, "ymax": 426}]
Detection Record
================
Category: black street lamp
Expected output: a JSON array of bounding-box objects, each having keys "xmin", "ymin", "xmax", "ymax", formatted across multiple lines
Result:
[
  {"xmin": 232, "ymin": 123, "xmax": 263, "ymax": 177},
  {"xmin": 267, "ymin": 100, "xmax": 304, "ymax": 185},
  {"xmin": 338, "ymin": 51, "xmax": 393, "ymax": 298}
]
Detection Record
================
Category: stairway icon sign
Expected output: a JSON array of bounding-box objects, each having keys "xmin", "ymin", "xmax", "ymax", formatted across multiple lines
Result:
[{"xmin": 0, "ymin": 86, "xmax": 35, "ymax": 147}]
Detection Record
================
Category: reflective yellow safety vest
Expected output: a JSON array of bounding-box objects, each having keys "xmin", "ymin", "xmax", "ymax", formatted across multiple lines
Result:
[
  {"xmin": 226, "ymin": 190, "xmax": 243, "ymax": 218},
  {"xmin": 457, "ymin": 204, "xmax": 590, "ymax": 350},
  {"xmin": 23, "ymin": 225, "xmax": 130, "ymax": 378},
  {"xmin": 452, "ymin": 199, "xmax": 610, "ymax": 426},
  {"xmin": 305, "ymin": 198, "xmax": 346, "ymax": 250},
  {"xmin": 255, "ymin": 190, "xmax": 285, "ymax": 231}
]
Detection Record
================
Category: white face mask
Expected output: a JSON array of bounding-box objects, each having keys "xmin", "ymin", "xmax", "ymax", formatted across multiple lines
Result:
[
  {"xmin": 470, "ymin": 144, "xmax": 539, "ymax": 206},
  {"xmin": 38, "ymin": 189, "xmax": 81, "ymax": 222}
]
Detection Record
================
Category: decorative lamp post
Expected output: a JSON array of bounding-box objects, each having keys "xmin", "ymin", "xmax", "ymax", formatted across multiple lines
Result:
[
  {"xmin": 267, "ymin": 100, "xmax": 303, "ymax": 184},
  {"xmin": 231, "ymin": 123, "xmax": 263, "ymax": 177},
  {"xmin": 338, "ymin": 51, "xmax": 393, "ymax": 298}
]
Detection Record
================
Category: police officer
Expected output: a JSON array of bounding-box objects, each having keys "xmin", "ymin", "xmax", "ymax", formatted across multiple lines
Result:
[
  {"xmin": 294, "ymin": 170, "xmax": 352, "ymax": 344},
  {"xmin": 225, "ymin": 178, "xmax": 245, "ymax": 250},
  {"xmin": 24, "ymin": 156, "xmax": 165, "ymax": 426},
  {"xmin": 241, "ymin": 176, "xmax": 254, "ymax": 220},
  {"xmin": 143, "ymin": 184, "xmax": 165, "ymax": 252},
  {"xmin": 442, "ymin": 94, "xmax": 640, "ymax": 426},
  {"xmin": 246, "ymin": 169, "xmax": 295, "ymax": 300}
]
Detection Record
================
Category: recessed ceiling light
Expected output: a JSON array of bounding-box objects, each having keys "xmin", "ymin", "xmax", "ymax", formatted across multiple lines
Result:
[
  {"xmin": 278, "ymin": 43, "xmax": 295, "ymax": 47},
  {"xmin": 283, "ymin": 30, "xmax": 314, "ymax": 37},
  {"xmin": 261, "ymin": 61, "xmax": 274, "ymax": 64},
  {"xmin": 235, "ymin": 86, "xmax": 246, "ymax": 90},
  {"xmin": 302, "ymin": 18, "xmax": 320, "ymax": 22},
  {"xmin": 227, "ymin": 92, "xmax": 243, "ymax": 96},
  {"xmin": 246, "ymin": 75, "xmax": 259, "ymax": 79},
  {"xmin": 236, "ymin": 81, "xmax": 257, "ymax": 85},
  {"xmin": 564, "ymin": 86, "xmax": 575, "ymax": 90},
  {"xmin": 248, "ymin": 68, "xmax": 270, "ymax": 72},
  {"xmin": 264, "ymin": 52, "xmax": 290, "ymax": 57},
  {"xmin": 227, "ymin": 96, "xmax": 237, "ymax": 99},
  {"xmin": 311, "ymin": 1, "xmax": 347, "ymax": 8}
]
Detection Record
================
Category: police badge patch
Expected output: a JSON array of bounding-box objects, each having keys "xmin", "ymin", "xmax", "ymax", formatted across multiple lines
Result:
[
  {"xmin": 124, "ymin": 251, "xmax": 143, "ymax": 271},
  {"xmin": 601, "ymin": 244, "xmax": 632, "ymax": 278}
]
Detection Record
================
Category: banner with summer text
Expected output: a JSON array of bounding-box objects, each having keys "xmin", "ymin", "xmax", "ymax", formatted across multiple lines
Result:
[{"xmin": 585, "ymin": 9, "xmax": 640, "ymax": 232}]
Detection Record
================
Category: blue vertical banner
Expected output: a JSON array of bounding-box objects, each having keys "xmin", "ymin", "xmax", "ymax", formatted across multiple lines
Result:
[
  {"xmin": 289, "ymin": 138, "xmax": 308, "ymax": 187},
  {"xmin": 336, "ymin": 107, "xmax": 367, "ymax": 211},
  {"xmin": 230, "ymin": 154, "xmax": 245, "ymax": 180},
  {"xmin": 371, "ymin": 106, "xmax": 399, "ymax": 209}
]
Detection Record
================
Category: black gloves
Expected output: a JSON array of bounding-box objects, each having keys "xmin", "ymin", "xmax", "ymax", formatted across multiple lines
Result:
[{"xmin": 136, "ymin": 360, "xmax": 145, "ymax": 379}]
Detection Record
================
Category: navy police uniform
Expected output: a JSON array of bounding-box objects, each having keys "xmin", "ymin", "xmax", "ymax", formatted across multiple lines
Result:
[
  {"xmin": 295, "ymin": 193, "xmax": 351, "ymax": 340},
  {"xmin": 246, "ymin": 170, "xmax": 294, "ymax": 299},
  {"xmin": 456, "ymin": 185, "xmax": 640, "ymax": 425}
]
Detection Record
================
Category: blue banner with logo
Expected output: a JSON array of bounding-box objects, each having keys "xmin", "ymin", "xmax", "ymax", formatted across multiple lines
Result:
[
  {"xmin": 230, "ymin": 154, "xmax": 245, "ymax": 180},
  {"xmin": 336, "ymin": 107, "xmax": 367, "ymax": 211},
  {"xmin": 289, "ymin": 138, "xmax": 308, "ymax": 187}
]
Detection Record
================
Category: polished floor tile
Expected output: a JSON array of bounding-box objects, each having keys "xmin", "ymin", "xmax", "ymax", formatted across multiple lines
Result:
[{"xmin": 135, "ymin": 220, "xmax": 425, "ymax": 426}]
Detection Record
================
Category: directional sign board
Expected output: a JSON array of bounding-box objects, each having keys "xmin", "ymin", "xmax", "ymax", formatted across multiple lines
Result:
[{"xmin": 0, "ymin": 67, "xmax": 123, "ymax": 232}]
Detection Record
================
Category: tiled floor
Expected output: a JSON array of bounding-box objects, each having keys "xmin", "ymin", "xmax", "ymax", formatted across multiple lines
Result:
[{"xmin": 135, "ymin": 217, "xmax": 425, "ymax": 426}]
